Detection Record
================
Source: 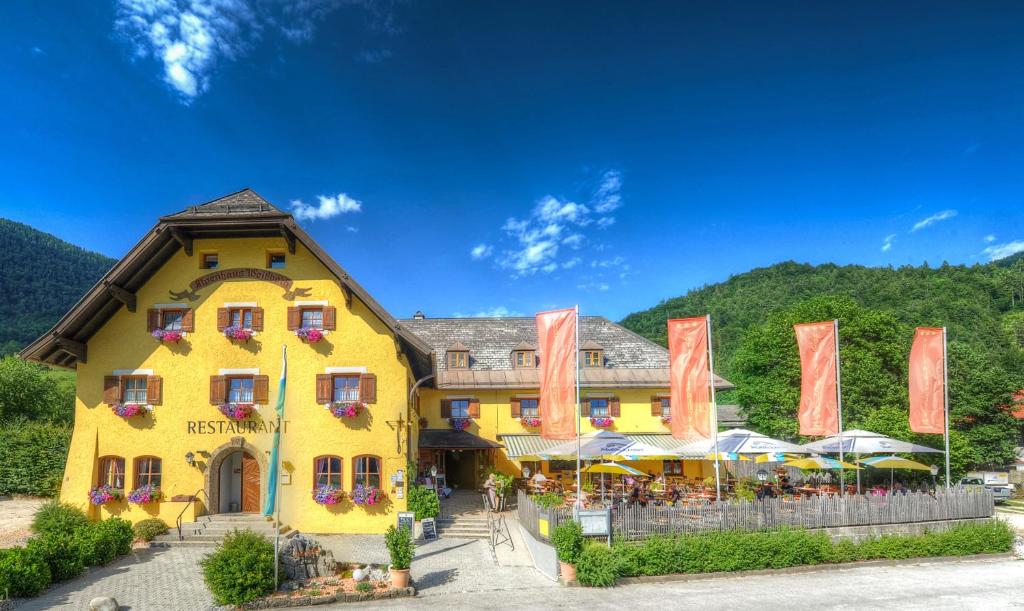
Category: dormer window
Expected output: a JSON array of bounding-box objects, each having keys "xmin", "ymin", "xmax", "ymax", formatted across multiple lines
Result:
[
  {"xmin": 447, "ymin": 341, "xmax": 470, "ymax": 369},
  {"xmin": 511, "ymin": 341, "xmax": 536, "ymax": 368},
  {"xmin": 581, "ymin": 340, "xmax": 604, "ymax": 368}
]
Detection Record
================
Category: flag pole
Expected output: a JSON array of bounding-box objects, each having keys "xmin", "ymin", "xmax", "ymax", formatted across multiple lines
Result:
[
  {"xmin": 272, "ymin": 345, "xmax": 287, "ymax": 589},
  {"xmin": 942, "ymin": 327, "xmax": 950, "ymax": 491},
  {"xmin": 706, "ymin": 315, "xmax": 721, "ymax": 502},
  {"xmin": 575, "ymin": 305, "xmax": 582, "ymax": 511},
  {"xmin": 834, "ymin": 319, "xmax": 845, "ymax": 497}
]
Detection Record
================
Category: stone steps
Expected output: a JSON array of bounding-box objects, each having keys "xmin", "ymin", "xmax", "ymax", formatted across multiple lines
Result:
[
  {"xmin": 152, "ymin": 513, "xmax": 293, "ymax": 548},
  {"xmin": 436, "ymin": 517, "xmax": 490, "ymax": 539}
]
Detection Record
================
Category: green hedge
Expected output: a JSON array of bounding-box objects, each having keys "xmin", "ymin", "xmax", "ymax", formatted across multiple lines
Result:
[
  {"xmin": 0, "ymin": 546, "xmax": 51, "ymax": 598},
  {"xmin": 576, "ymin": 521, "xmax": 1015, "ymax": 586},
  {"xmin": 0, "ymin": 421, "xmax": 71, "ymax": 496}
]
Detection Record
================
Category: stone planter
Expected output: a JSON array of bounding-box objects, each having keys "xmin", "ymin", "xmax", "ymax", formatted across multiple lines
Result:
[
  {"xmin": 559, "ymin": 561, "xmax": 576, "ymax": 581},
  {"xmin": 390, "ymin": 568, "xmax": 410, "ymax": 589}
]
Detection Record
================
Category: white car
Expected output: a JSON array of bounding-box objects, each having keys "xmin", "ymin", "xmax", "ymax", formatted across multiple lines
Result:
[{"xmin": 958, "ymin": 476, "xmax": 1012, "ymax": 503}]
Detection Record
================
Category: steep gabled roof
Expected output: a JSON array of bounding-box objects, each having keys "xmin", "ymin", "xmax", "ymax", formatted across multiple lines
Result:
[{"xmin": 20, "ymin": 189, "xmax": 434, "ymax": 378}]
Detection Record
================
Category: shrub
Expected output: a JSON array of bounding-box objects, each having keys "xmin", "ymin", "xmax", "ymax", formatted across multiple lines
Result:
[
  {"xmin": 31, "ymin": 500, "xmax": 89, "ymax": 536},
  {"xmin": 78, "ymin": 517, "xmax": 134, "ymax": 566},
  {"xmin": 551, "ymin": 520, "xmax": 584, "ymax": 565},
  {"xmin": 575, "ymin": 542, "xmax": 619, "ymax": 587},
  {"xmin": 0, "ymin": 546, "xmax": 51, "ymax": 598},
  {"xmin": 532, "ymin": 492, "xmax": 565, "ymax": 509},
  {"xmin": 355, "ymin": 581, "xmax": 373, "ymax": 593},
  {"xmin": 407, "ymin": 484, "xmax": 440, "ymax": 520},
  {"xmin": 385, "ymin": 525, "xmax": 413, "ymax": 570},
  {"xmin": 133, "ymin": 518, "xmax": 169, "ymax": 542},
  {"xmin": 28, "ymin": 532, "xmax": 84, "ymax": 581},
  {"xmin": 0, "ymin": 420, "xmax": 71, "ymax": 496},
  {"xmin": 200, "ymin": 530, "xmax": 280, "ymax": 606}
]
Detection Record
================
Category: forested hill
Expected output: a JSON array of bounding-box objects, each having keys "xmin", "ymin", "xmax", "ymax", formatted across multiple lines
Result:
[
  {"xmin": 620, "ymin": 254, "xmax": 1024, "ymax": 380},
  {"xmin": 0, "ymin": 219, "xmax": 114, "ymax": 355}
]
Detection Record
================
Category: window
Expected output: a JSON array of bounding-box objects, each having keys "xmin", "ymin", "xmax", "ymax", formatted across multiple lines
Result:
[
  {"xmin": 450, "ymin": 399, "xmax": 470, "ymax": 418},
  {"xmin": 201, "ymin": 253, "xmax": 219, "ymax": 269},
  {"xmin": 98, "ymin": 456, "xmax": 125, "ymax": 489},
  {"xmin": 660, "ymin": 397, "xmax": 671, "ymax": 418},
  {"xmin": 267, "ymin": 252, "xmax": 286, "ymax": 269},
  {"xmin": 513, "ymin": 351, "xmax": 535, "ymax": 368},
  {"xmin": 122, "ymin": 376, "xmax": 148, "ymax": 404},
  {"xmin": 663, "ymin": 460, "xmax": 683, "ymax": 475},
  {"xmin": 135, "ymin": 457, "xmax": 162, "ymax": 488},
  {"xmin": 160, "ymin": 309, "xmax": 185, "ymax": 331},
  {"xmin": 353, "ymin": 455, "xmax": 382, "ymax": 489},
  {"xmin": 448, "ymin": 351, "xmax": 468, "ymax": 369},
  {"xmin": 228, "ymin": 377, "xmax": 255, "ymax": 404},
  {"xmin": 549, "ymin": 460, "xmax": 576, "ymax": 472},
  {"xmin": 333, "ymin": 375, "xmax": 360, "ymax": 402},
  {"xmin": 314, "ymin": 456, "xmax": 343, "ymax": 488},
  {"xmin": 520, "ymin": 398, "xmax": 539, "ymax": 418},
  {"xmin": 583, "ymin": 350, "xmax": 602, "ymax": 367},
  {"xmin": 301, "ymin": 307, "xmax": 324, "ymax": 329},
  {"xmin": 229, "ymin": 307, "xmax": 254, "ymax": 329},
  {"xmin": 589, "ymin": 398, "xmax": 609, "ymax": 417}
]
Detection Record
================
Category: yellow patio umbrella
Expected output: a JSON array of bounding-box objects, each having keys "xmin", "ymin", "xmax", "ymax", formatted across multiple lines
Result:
[
  {"xmin": 857, "ymin": 455, "xmax": 933, "ymax": 490},
  {"xmin": 584, "ymin": 462, "xmax": 646, "ymax": 476},
  {"xmin": 705, "ymin": 452, "xmax": 752, "ymax": 461},
  {"xmin": 755, "ymin": 452, "xmax": 801, "ymax": 463},
  {"xmin": 784, "ymin": 456, "xmax": 861, "ymax": 470}
]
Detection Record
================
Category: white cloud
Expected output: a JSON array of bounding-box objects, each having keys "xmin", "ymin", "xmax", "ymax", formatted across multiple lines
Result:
[
  {"xmin": 345, "ymin": 226, "xmax": 358, "ymax": 233},
  {"xmin": 290, "ymin": 192, "xmax": 362, "ymax": 221},
  {"xmin": 984, "ymin": 234, "xmax": 996, "ymax": 243},
  {"xmin": 562, "ymin": 257, "xmax": 582, "ymax": 269},
  {"xmin": 983, "ymin": 240, "xmax": 1024, "ymax": 261},
  {"xmin": 470, "ymin": 243, "xmax": 493, "ymax": 260},
  {"xmin": 453, "ymin": 306, "xmax": 523, "ymax": 318},
  {"xmin": 592, "ymin": 170, "xmax": 622, "ymax": 214},
  {"xmin": 577, "ymin": 281, "xmax": 610, "ymax": 292},
  {"xmin": 597, "ymin": 217, "xmax": 616, "ymax": 228},
  {"xmin": 561, "ymin": 234, "xmax": 584, "ymax": 249},
  {"xmin": 881, "ymin": 234, "xmax": 896, "ymax": 252},
  {"xmin": 911, "ymin": 209, "xmax": 958, "ymax": 232}
]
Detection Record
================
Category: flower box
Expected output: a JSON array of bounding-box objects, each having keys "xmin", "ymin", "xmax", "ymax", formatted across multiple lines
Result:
[
  {"xmin": 351, "ymin": 484, "xmax": 384, "ymax": 506},
  {"xmin": 661, "ymin": 415, "xmax": 672, "ymax": 424},
  {"xmin": 449, "ymin": 417, "xmax": 471, "ymax": 431},
  {"xmin": 127, "ymin": 484, "xmax": 162, "ymax": 504},
  {"xmin": 313, "ymin": 485, "xmax": 345, "ymax": 505},
  {"xmin": 111, "ymin": 403, "xmax": 150, "ymax": 418},
  {"xmin": 520, "ymin": 416, "xmax": 541, "ymax": 427},
  {"xmin": 590, "ymin": 416, "xmax": 614, "ymax": 428},
  {"xmin": 151, "ymin": 329, "xmax": 183, "ymax": 343},
  {"xmin": 328, "ymin": 401, "xmax": 365, "ymax": 419},
  {"xmin": 88, "ymin": 485, "xmax": 124, "ymax": 505},
  {"xmin": 224, "ymin": 325, "xmax": 255, "ymax": 342},
  {"xmin": 219, "ymin": 403, "xmax": 255, "ymax": 421},
  {"xmin": 295, "ymin": 327, "xmax": 327, "ymax": 343}
]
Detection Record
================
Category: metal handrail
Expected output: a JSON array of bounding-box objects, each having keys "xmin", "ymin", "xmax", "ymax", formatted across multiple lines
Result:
[{"xmin": 176, "ymin": 488, "xmax": 209, "ymax": 541}]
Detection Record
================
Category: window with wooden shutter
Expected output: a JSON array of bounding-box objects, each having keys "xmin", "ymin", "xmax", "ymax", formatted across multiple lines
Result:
[
  {"xmin": 252, "ymin": 375, "xmax": 270, "ymax": 404},
  {"xmin": 510, "ymin": 397, "xmax": 521, "ymax": 418},
  {"xmin": 135, "ymin": 456, "xmax": 162, "ymax": 487},
  {"xmin": 469, "ymin": 399, "xmax": 480, "ymax": 419},
  {"xmin": 580, "ymin": 400, "xmax": 591, "ymax": 417},
  {"xmin": 251, "ymin": 307, "xmax": 264, "ymax": 331},
  {"xmin": 209, "ymin": 375, "xmax": 227, "ymax": 405},
  {"xmin": 610, "ymin": 397, "xmax": 621, "ymax": 418},
  {"xmin": 103, "ymin": 376, "xmax": 121, "ymax": 405},
  {"xmin": 520, "ymin": 398, "xmax": 539, "ymax": 418},
  {"xmin": 440, "ymin": 399, "xmax": 452, "ymax": 419},
  {"xmin": 217, "ymin": 308, "xmax": 230, "ymax": 331},
  {"xmin": 315, "ymin": 374, "xmax": 332, "ymax": 404},
  {"xmin": 359, "ymin": 373, "xmax": 376, "ymax": 404},
  {"xmin": 98, "ymin": 456, "xmax": 125, "ymax": 489},
  {"xmin": 287, "ymin": 307, "xmax": 301, "ymax": 330},
  {"xmin": 651, "ymin": 397, "xmax": 662, "ymax": 416},
  {"xmin": 322, "ymin": 306, "xmax": 337, "ymax": 331},
  {"xmin": 146, "ymin": 309, "xmax": 160, "ymax": 333},
  {"xmin": 180, "ymin": 309, "xmax": 194, "ymax": 332},
  {"xmin": 147, "ymin": 376, "xmax": 163, "ymax": 406}
]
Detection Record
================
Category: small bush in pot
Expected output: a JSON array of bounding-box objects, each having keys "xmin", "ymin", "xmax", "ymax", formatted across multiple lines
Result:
[
  {"xmin": 385, "ymin": 525, "xmax": 413, "ymax": 588},
  {"xmin": 551, "ymin": 519, "xmax": 584, "ymax": 581}
]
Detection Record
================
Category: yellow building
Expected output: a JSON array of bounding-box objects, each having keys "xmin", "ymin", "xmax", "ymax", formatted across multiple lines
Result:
[{"xmin": 22, "ymin": 189, "xmax": 733, "ymax": 534}]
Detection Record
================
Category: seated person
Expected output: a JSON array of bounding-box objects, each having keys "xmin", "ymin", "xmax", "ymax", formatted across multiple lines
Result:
[
  {"xmin": 779, "ymin": 477, "xmax": 796, "ymax": 494},
  {"xmin": 628, "ymin": 483, "xmax": 648, "ymax": 507},
  {"xmin": 756, "ymin": 483, "xmax": 777, "ymax": 500},
  {"xmin": 667, "ymin": 484, "xmax": 682, "ymax": 504},
  {"xmin": 530, "ymin": 471, "xmax": 548, "ymax": 485}
]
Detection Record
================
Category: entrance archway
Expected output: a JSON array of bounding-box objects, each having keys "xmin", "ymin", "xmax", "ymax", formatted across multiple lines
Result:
[{"xmin": 206, "ymin": 437, "xmax": 267, "ymax": 514}]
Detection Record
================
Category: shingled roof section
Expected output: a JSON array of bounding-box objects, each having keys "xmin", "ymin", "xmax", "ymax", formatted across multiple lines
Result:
[
  {"xmin": 162, "ymin": 188, "xmax": 286, "ymax": 219},
  {"xmin": 400, "ymin": 316, "xmax": 733, "ymax": 390}
]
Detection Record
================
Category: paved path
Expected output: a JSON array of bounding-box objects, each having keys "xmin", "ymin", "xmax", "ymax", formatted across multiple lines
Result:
[
  {"xmin": 409, "ymin": 536, "xmax": 555, "ymax": 596},
  {"xmin": 0, "ymin": 497, "xmax": 46, "ymax": 549}
]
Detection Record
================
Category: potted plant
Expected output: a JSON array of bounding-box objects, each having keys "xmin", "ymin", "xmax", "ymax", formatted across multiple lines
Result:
[
  {"xmin": 551, "ymin": 519, "xmax": 583, "ymax": 582},
  {"xmin": 385, "ymin": 525, "xmax": 413, "ymax": 588},
  {"xmin": 127, "ymin": 484, "xmax": 162, "ymax": 504}
]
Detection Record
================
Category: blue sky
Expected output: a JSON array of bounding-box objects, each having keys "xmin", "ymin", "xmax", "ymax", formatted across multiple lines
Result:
[{"xmin": 2, "ymin": 1, "xmax": 1023, "ymax": 321}]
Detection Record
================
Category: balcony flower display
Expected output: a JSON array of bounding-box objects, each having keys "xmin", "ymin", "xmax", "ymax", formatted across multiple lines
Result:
[
  {"xmin": 312, "ymin": 484, "xmax": 345, "ymax": 505},
  {"xmin": 661, "ymin": 414, "xmax": 672, "ymax": 424},
  {"xmin": 351, "ymin": 484, "xmax": 384, "ymax": 506},
  {"xmin": 590, "ymin": 416, "xmax": 614, "ymax": 428},
  {"xmin": 88, "ymin": 485, "xmax": 124, "ymax": 505},
  {"xmin": 151, "ymin": 328, "xmax": 183, "ymax": 343},
  {"xmin": 127, "ymin": 484, "xmax": 162, "ymax": 504},
  {"xmin": 329, "ymin": 401, "xmax": 365, "ymax": 419},
  {"xmin": 520, "ymin": 416, "xmax": 541, "ymax": 427},
  {"xmin": 223, "ymin": 325, "xmax": 254, "ymax": 342},
  {"xmin": 295, "ymin": 327, "xmax": 326, "ymax": 343},
  {"xmin": 111, "ymin": 403, "xmax": 148, "ymax": 418},
  {"xmin": 449, "ymin": 417, "xmax": 471, "ymax": 431},
  {"xmin": 219, "ymin": 403, "xmax": 254, "ymax": 421}
]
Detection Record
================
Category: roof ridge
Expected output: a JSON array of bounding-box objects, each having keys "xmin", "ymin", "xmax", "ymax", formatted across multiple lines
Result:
[{"xmin": 162, "ymin": 188, "xmax": 288, "ymax": 219}]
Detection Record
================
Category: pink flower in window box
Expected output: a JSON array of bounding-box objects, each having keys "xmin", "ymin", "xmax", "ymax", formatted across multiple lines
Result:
[
  {"xmin": 661, "ymin": 414, "xmax": 672, "ymax": 424},
  {"xmin": 329, "ymin": 401, "xmax": 365, "ymax": 419},
  {"xmin": 351, "ymin": 484, "xmax": 384, "ymax": 505},
  {"xmin": 223, "ymin": 325, "xmax": 254, "ymax": 341},
  {"xmin": 111, "ymin": 403, "xmax": 146, "ymax": 418},
  {"xmin": 295, "ymin": 327, "xmax": 325, "ymax": 343},
  {"xmin": 88, "ymin": 485, "xmax": 124, "ymax": 505},
  {"xmin": 151, "ymin": 329, "xmax": 183, "ymax": 343},
  {"xmin": 520, "ymin": 416, "xmax": 541, "ymax": 427},
  {"xmin": 127, "ymin": 484, "xmax": 162, "ymax": 504},
  {"xmin": 219, "ymin": 403, "xmax": 254, "ymax": 421},
  {"xmin": 312, "ymin": 485, "xmax": 345, "ymax": 505},
  {"xmin": 590, "ymin": 416, "xmax": 614, "ymax": 428},
  {"xmin": 449, "ymin": 417, "xmax": 471, "ymax": 431}
]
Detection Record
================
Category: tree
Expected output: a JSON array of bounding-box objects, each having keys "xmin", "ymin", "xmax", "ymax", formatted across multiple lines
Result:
[{"xmin": 0, "ymin": 356, "xmax": 74, "ymax": 423}]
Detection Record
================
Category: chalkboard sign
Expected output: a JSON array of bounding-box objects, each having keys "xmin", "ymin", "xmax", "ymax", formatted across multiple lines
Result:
[
  {"xmin": 422, "ymin": 517, "xmax": 438, "ymax": 540},
  {"xmin": 397, "ymin": 512, "xmax": 414, "ymax": 534},
  {"xmin": 435, "ymin": 474, "xmax": 446, "ymax": 492}
]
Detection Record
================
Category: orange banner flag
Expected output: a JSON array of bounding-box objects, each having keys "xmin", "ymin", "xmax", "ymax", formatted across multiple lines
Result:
[
  {"xmin": 536, "ymin": 308, "xmax": 578, "ymax": 440},
  {"xmin": 668, "ymin": 317, "xmax": 711, "ymax": 440},
  {"xmin": 909, "ymin": 327, "xmax": 946, "ymax": 434},
  {"xmin": 795, "ymin": 321, "xmax": 839, "ymax": 437}
]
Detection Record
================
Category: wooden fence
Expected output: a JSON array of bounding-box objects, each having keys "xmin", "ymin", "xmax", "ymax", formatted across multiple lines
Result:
[{"xmin": 517, "ymin": 489, "xmax": 994, "ymax": 542}]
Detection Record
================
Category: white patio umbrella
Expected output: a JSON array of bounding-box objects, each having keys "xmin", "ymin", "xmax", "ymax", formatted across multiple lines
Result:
[
  {"xmin": 803, "ymin": 429, "xmax": 942, "ymax": 492},
  {"xmin": 538, "ymin": 430, "xmax": 651, "ymax": 460},
  {"xmin": 675, "ymin": 428, "xmax": 811, "ymax": 459}
]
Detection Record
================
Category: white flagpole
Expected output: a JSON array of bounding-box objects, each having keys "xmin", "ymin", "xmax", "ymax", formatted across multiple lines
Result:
[
  {"xmin": 706, "ymin": 315, "xmax": 721, "ymax": 502},
  {"xmin": 273, "ymin": 345, "xmax": 286, "ymax": 589},
  {"xmin": 834, "ymin": 319, "xmax": 845, "ymax": 497},
  {"xmin": 942, "ymin": 327, "xmax": 951, "ymax": 491},
  {"xmin": 575, "ymin": 305, "xmax": 582, "ymax": 510}
]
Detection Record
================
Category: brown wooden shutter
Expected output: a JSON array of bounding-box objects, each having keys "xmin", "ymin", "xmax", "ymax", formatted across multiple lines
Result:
[
  {"xmin": 103, "ymin": 376, "xmax": 121, "ymax": 405},
  {"xmin": 651, "ymin": 397, "xmax": 662, "ymax": 416},
  {"xmin": 216, "ymin": 308, "xmax": 229, "ymax": 331},
  {"xmin": 181, "ymin": 309, "xmax": 195, "ymax": 332},
  {"xmin": 315, "ymin": 374, "xmax": 332, "ymax": 404},
  {"xmin": 251, "ymin": 307, "xmax": 264, "ymax": 331},
  {"xmin": 209, "ymin": 375, "xmax": 226, "ymax": 405},
  {"xmin": 146, "ymin": 309, "xmax": 160, "ymax": 332},
  {"xmin": 252, "ymin": 375, "xmax": 270, "ymax": 404},
  {"xmin": 510, "ymin": 397, "xmax": 521, "ymax": 418},
  {"xmin": 147, "ymin": 376, "xmax": 163, "ymax": 406},
  {"xmin": 610, "ymin": 397, "xmax": 621, "ymax": 418},
  {"xmin": 469, "ymin": 399, "xmax": 480, "ymax": 419},
  {"xmin": 581, "ymin": 399, "xmax": 591, "ymax": 417},
  {"xmin": 440, "ymin": 399, "xmax": 452, "ymax": 419},
  {"xmin": 359, "ymin": 373, "xmax": 377, "ymax": 404},
  {"xmin": 287, "ymin": 307, "xmax": 301, "ymax": 330},
  {"xmin": 322, "ymin": 306, "xmax": 337, "ymax": 331}
]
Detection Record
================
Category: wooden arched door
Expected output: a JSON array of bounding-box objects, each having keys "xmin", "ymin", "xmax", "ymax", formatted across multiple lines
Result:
[{"xmin": 241, "ymin": 451, "xmax": 260, "ymax": 513}]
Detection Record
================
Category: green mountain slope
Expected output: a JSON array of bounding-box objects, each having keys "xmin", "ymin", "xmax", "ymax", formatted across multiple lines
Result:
[{"xmin": 0, "ymin": 219, "xmax": 114, "ymax": 355}]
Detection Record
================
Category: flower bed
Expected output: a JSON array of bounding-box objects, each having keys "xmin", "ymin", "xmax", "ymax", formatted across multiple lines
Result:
[
  {"xmin": 590, "ymin": 416, "xmax": 614, "ymax": 428},
  {"xmin": 351, "ymin": 484, "xmax": 384, "ymax": 506},
  {"xmin": 295, "ymin": 327, "xmax": 327, "ymax": 343},
  {"xmin": 224, "ymin": 325, "xmax": 255, "ymax": 341},
  {"xmin": 449, "ymin": 417, "xmax": 471, "ymax": 431},
  {"xmin": 246, "ymin": 574, "xmax": 413, "ymax": 609},
  {"xmin": 520, "ymin": 416, "xmax": 541, "ymax": 427},
  {"xmin": 329, "ymin": 401, "xmax": 365, "ymax": 419},
  {"xmin": 312, "ymin": 485, "xmax": 345, "ymax": 505},
  {"xmin": 111, "ymin": 403, "xmax": 148, "ymax": 418},
  {"xmin": 219, "ymin": 403, "xmax": 255, "ymax": 421},
  {"xmin": 88, "ymin": 485, "xmax": 124, "ymax": 505},
  {"xmin": 127, "ymin": 484, "xmax": 162, "ymax": 504},
  {"xmin": 151, "ymin": 328, "xmax": 183, "ymax": 343}
]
